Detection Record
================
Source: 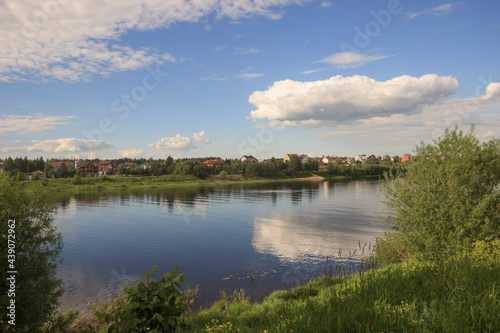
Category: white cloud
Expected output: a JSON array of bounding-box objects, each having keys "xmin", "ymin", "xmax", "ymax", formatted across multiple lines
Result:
[
  {"xmin": 301, "ymin": 68, "xmax": 327, "ymax": 75},
  {"xmin": 235, "ymin": 47, "xmax": 260, "ymax": 55},
  {"xmin": 317, "ymin": 52, "xmax": 391, "ymax": 68},
  {"xmin": 406, "ymin": 2, "xmax": 465, "ymax": 19},
  {"xmin": 0, "ymin": 114, "xmax": 75, "ymax": 134},
  {"xmin": 193, "ymin": 130, "xmax": 211, "ymax": 144},
  {"xmin": 150, "ymin": 134, "xmax": 194, "ymax": 151},
  {"xmin": 236, "ymin": 67, "xmax": 264, "ymax": 79},
  {"xmin": 118, "ymin": 148, "xmax": 144, "ymax": 158},
  {"xmin": 483, "ymin": 82, "xmax": 500, "ymax": 101},
  {"xmin": 320, "ymin": 1, "xmax": 332, "ymax": 8},
  {"xmin": 249, "ymin": 74, "xmax": 460, "ymax": 124},
  {"xmin": 1, "ymin": 0, "xmax": 309, "ymax": 82},
  {"xmin": 6, "ymin": 138, "xmax": 113, "ymax": 152}
]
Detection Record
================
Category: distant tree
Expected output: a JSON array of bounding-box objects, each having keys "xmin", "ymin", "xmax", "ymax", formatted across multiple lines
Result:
[
  {"xmin": 378, "ymin": 126, "xmax": 500, "ymax": 264},
  {"xmin": 288, "ymin": 155, "xmax": 302, "ymax": 172},
  {"xmin": 174, "ymin": 161, "xmax": 195, "ymax": 175}
]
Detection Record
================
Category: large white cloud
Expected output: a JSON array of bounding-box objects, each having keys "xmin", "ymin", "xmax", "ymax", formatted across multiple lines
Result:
[
  {"xmin": 1, "ymin": 0, "xmax": 309, "ymax": 82},
  {"xmin": 249, "ymin": 74, "xmax": 460, "ymax": 124},
  {"xmin": 0, "ymin": 114, "xmax": 75, "ymax": 134},
  {"xmin": 150, "ymin": 134, "xmax": 194, "ymax": 151},
  {"xmin": 7, "ymin": 138, "xmax": 113, "ymax": 152}
]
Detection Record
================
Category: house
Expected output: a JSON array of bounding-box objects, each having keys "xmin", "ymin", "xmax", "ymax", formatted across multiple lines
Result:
[
  {"xmin": 390, "ymin": 156, "xmax": 399, "ymax": 162},
  {"xmin": 75, "ymin": 159, "xmax": 87, "ymax": 173},
  {"xmin": 344, "ymin": 157, "xmax": 357, "ymax": 166},
  {"xmin": 139, "ymin": 163, "xmax": 150, "ymax": 170},
  {"xmin": 241, "ymin": 155, "xmax": 258, "ymax": 163},
  {"xmin": 367, "ymin": 154, "xmax": 377, "ymax": 160},
  {"xmin": 283, "ymin": 154, "xmax": 298, "ymax": 163},
  {"xmin": 354, "ymin": 155, "xmax": 367, "ymax": 164},
  {"xmin": 203, "ymin": 159, "xmax": 225, "ymax": 166},
  {"xmin": 299, "ymin": 154, "xmax": 309, "ymax": 163},
  {"xmin": 98, "ymin": 160, "xmax": 111, "ymax": 174},
  {"xmin": 51, "ymin": 162, "xmax": 70, "ymax": 170},
  {"xmin": 124, "ymin": 162, "xmax": 137, "ymax": 168},
  {"xmin": 401, "ymin": 154, "xmax": 412, "ymax": 162},
  {"xmin": 322, "ymin": 156, "xmax": 335, "ymax": 164},
  {"xmin": 83, "ymin": 163, "xmax": 99, "ymax": 176}
]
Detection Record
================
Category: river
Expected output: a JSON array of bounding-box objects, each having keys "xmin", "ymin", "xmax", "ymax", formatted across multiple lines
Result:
[{"xmin": 52, "ymin": 179, "xmax": 389, "ymax": 310}]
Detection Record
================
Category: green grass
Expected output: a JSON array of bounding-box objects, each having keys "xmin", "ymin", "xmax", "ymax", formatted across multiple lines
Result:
[
  {"xmin": 181, "ymin": 248, "xmax": 499, "ymax": 332},
  {"xmin": 18, "ymin": 174, "xmax": 299, "ymax": 193},
  {"xmin": 52, "ymin": 242, "xmax": 500, "ymax": 332}
]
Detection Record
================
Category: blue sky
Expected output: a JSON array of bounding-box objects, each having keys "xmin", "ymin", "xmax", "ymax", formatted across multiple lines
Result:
[{"xmin": 1, "ymin": 0, "xmax": 499, "ymax": 160}]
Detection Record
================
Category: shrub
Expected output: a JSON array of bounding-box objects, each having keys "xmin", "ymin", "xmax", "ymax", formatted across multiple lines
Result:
[
  {"xmin": 0, "ymin": 178, "xmax": 63, "ymax": 331},
  {"xmin": 378, "ymin": 126, "xmax": 500, "ymax": 263},
  {"xmin": 97, "ymin": 266, "xmax": 187, "ymax": 332}
]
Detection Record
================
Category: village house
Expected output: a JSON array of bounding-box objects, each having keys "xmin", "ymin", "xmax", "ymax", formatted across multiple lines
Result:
[
  {"xmin": 299, "ymin": 154, "xmax": 309, "ymax": 163},
  {"xmin": 241, "ymin": 155, "xmax": 258, "ymax": 163},
  {"xmin": 401, "ymin": 154, "xmax": 412, "ymax": 162},
  {"xmin": 354, "ymin": 155, "xmax": 367, "ymax": 164},
  {"xmin": 203, "ymin": 159, "xmax": 225, "ymax": 166},
  {"xmin": 83, "ymin": 163, "xmax": 99, "ymax": 176},
  {"xmin": 283, "ymin": 154, "xmax": 299, "ymax": 162},
  {"xmin": 139, "ymin": 163, "xmax": 150, "ymax": 170},
  {"xmin": 51, "ymin": 162, "xmax": 70, "ymax": 170}
]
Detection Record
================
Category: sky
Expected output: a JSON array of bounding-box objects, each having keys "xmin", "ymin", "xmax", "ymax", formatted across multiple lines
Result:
[{"xmin": 1, "ymin": 0, "xmax": 500, "ymax": 160}]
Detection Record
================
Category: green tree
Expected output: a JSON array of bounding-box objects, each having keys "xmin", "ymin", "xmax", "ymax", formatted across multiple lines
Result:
[
  {"xmin": 288, "ymin": 155, "xmax": 302, "ymax": 172},
  {"xmin": 378, "ymin": 126, "xmax": 500, "ymax": 263},
  {"xmin": 0, "ymin": 178, "xmax": 63, "ymax": 331},
  {"xmin": 174, "ymin": 161, "xmax": 195, "ymax": 175}
]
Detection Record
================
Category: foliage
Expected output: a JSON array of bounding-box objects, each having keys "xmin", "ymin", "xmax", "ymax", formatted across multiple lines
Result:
[
  {"xmin": 41, "ymin": 309, "xmax": 79, "ymax": 333},
  {"xmin": 379, "ymin": 126, "xmax": 500, "ymax": 262},
  {"xmin": 175, "ymin": 161, "xmax": 195, "ymax": 176},
  {"xmin": 96, "ymin": 265, "xmax": 187, "ymax": 332},
  {"xmin": 0, "ymin": 177, "xmax": 63, "ymax": 331},
  {"xmin": 288, "ymin": 155, "xmax": 302, "ymax": 171},
  {"xmin": 73, "ymin": 175, "xmax": 82, "ymax": 185}
]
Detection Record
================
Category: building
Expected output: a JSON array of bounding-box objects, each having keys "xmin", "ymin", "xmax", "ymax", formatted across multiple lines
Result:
[
  {"xmin": 84, "ymin": 163, "xmax": 99, "ymax": 176},
  {"xmin": 203, "ymin": 159, "xmax": 225, "ymax": 166},
  {"xmin": 51, "ymin": 162, "xmax": 70, "ymax": 170},
  {"xmin": 241, "ymin": 155, "xmax": 258, "ymax": 163},
  {"xmin": 283, "ymin": 154, "xmax": 298, "ymax": 163},
  {"xmin": 401, "ymin": 154, "xmax": 412, "ymax": 162}
]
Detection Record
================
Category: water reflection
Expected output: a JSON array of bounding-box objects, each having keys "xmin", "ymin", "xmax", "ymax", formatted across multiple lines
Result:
[{"xmin": 52, "ymin": 179, "xmax": 388, "ymax": 310}]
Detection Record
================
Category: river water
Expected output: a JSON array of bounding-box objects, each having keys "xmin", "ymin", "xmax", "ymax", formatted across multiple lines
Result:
[{"xmin": 52, "ymin": 179, "xmax": 389, "ymax": 310}]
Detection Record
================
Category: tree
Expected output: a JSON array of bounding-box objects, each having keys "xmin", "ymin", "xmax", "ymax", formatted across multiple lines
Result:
[
  {"xmin": 378, "ymin": 126, "xmax": 500, "ymax": 263},
  {"xmin": 0, "ymin": 177, "xmax": 63, "ymax": 331},
  {"xmin": 288, "ymin": 155, "xmax": 302, "ymax": 172}
]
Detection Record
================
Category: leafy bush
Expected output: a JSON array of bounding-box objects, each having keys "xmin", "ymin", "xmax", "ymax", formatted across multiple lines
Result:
[
  {"xmin": 0, "ymin": 178, "xmax": 63, "ymax": 331},
  {"xmin": 97, "ymin": 266, "xmax": 187, "ymax": 332},
  {"xmin": 378, "ymin": 126, "xmax": 500, "ymax": 262}
]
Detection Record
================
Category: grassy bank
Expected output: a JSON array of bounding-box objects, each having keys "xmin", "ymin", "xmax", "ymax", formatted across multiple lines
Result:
[
  {"xmin": 49, "ymin": 241, "xmax": 500, "ymax": 332},
  {"xmin": 20, "ymin": 174, "xmax": 296, "ymax": 193}
]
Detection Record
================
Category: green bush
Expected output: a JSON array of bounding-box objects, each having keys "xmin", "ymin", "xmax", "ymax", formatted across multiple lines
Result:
[
  {"xmin": 0, "ymin": 177, "xmax": 63, "ymax": 331},
  {"xmin": 378, "ymin": 126, "xmax": 500, "ymax": 263},
  {"xmin": 97, "ymin": 266, "xmax": 187, "ymax": 332}
]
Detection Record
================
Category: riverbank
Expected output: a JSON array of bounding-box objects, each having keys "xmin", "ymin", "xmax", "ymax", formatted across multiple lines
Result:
[
  {"xmin": 20, "ymin": 174, "xmax": 297, "ymax": 193},
  {"xmin": 19, "ymin": 172, "xmax": 369, "ymax": 194},
  {"xmin": 48, "ymin": 241, "xmax": 500, "ymax": 332}
]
